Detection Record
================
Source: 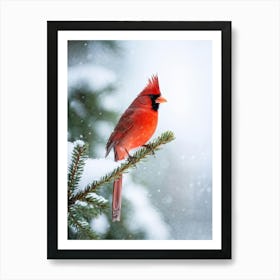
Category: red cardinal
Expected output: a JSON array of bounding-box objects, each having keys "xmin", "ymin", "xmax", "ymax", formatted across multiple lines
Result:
[{"xmin": 105, "ymin": 75, "xmax": 167, "ymax": 222}]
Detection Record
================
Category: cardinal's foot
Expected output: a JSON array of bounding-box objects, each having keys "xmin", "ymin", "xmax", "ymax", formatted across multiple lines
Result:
[
  {"xmin": 124, "ymin": 148, "xmax": 137, "ymax": 164},
  {"xmin": 127, "ymin": 154, "xmax": 137, "ymax": 164}
]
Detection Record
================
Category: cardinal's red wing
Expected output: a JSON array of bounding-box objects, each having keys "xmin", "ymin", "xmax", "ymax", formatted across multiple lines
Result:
[{"xmin": 105, "ymin": 108, "xmax": 135, "ymax": 157}]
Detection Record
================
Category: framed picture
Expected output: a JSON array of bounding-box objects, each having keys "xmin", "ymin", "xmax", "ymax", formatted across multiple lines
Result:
[{"xmin": 47, "ymin": 21, "xmax": 231, "ymax": 259}]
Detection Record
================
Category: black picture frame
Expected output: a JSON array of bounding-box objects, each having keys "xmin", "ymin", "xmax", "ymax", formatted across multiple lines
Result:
[{"xmin": 47, "ymin": 21, "xmax": 231, "ymax": 259}]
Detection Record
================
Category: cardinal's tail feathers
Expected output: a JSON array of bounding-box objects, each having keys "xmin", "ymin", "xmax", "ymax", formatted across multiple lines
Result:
[
  {"xmin": 112, "ymin": 174, "xmax": 122, "ymax": 222},
  {"xmin": 112, "ymin": 146, "xmax": 126, "ymax": 222}
]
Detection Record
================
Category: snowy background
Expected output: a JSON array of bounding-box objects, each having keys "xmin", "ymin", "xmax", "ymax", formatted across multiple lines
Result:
[{"xmin": 68, "ymin": 40, "xmax": 212, "ymax": 240}]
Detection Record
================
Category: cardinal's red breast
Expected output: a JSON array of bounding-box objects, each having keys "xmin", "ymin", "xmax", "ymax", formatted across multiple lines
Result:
[{"xmin": 119, "ymin": 101, "xmax": 158, "ymax": 151}]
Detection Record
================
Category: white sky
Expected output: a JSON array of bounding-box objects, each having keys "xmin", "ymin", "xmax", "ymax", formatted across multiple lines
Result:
[{"xmin": 116, "ymin": 40, "xmax": 212, "ymax": 155}]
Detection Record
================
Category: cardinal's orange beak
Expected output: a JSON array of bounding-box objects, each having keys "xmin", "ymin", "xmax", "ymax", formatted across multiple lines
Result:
[{"xmin": 155, "ymin": 96, "xmax": 167, "ymax": 103}]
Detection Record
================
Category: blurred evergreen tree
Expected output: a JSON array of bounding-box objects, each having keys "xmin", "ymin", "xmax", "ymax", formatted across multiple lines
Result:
[
  {"xmin": 68, "ymin": 41, "xmax": 120, "ymax": 158},
  {"xmin": 67, "ymin": 40, "xmax": 146, "ymax": 239}
]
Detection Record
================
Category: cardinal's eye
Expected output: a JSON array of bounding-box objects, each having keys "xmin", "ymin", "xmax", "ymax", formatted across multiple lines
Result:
[{"xmin": 149, "ymin": 94, "xmax": 160, "ymax": 100}]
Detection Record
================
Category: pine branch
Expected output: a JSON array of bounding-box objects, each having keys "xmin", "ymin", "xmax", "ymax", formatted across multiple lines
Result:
[
  {"xmin": 72, "ymin": 201, "xmax": 107, "ymax": 220},
  {"xmin": 69, "ymin": 131, "xmax": 175, "ymax": 205},
  {"xmin": 68, "ymin": 141, "xmax": 88, "ymax": 197},
  {"xmin": 68, "ymin": 209, "xmax": 99, "ymax": 240},
  {"xmin": 68, "ymin": 197, "xmax": 108, "ymax": 240},
  {"xmin": 68, "ymin": 141, "xmax": 109, "ymax": 240},
  {"xmin": 82, "ymin": 193, "xmax": 109, "ymax": 211}
]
